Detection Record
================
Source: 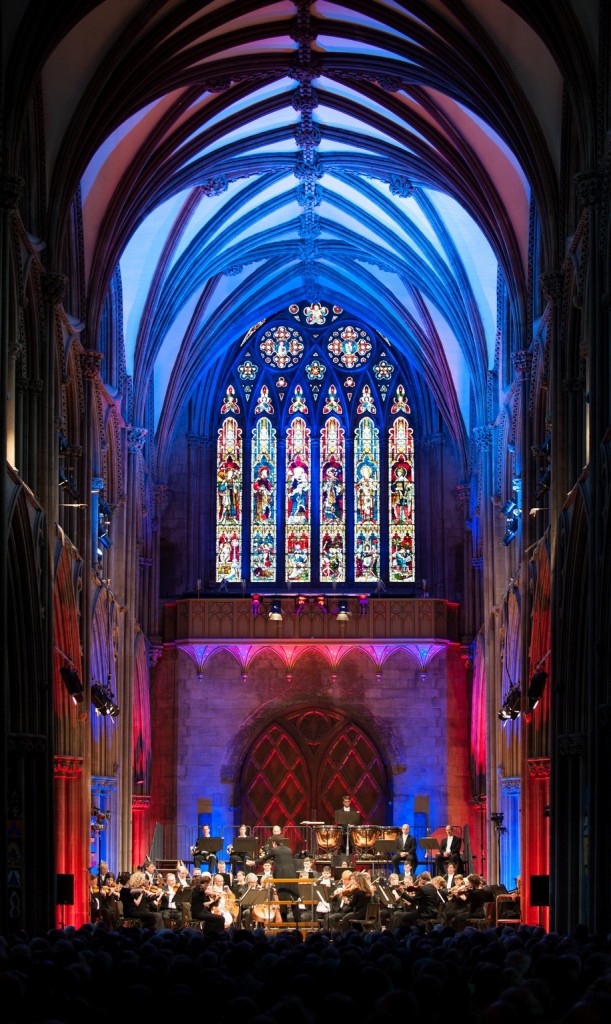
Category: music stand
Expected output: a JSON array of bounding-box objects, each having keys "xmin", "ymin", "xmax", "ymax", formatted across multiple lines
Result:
[
  {"xmin": 238, "ymin": 886, "xmax": 268, "ymax": 928},
  {"xmin": 232, "ymin": 838, "xmax": 258, "ymax": 857},
  {"xmin": 206, "ymin": 837, "xmax": 224, "ymax": 852},
  {"xmin": 419, "ymin": 837, "xmax": 440, "ymax": 872}
]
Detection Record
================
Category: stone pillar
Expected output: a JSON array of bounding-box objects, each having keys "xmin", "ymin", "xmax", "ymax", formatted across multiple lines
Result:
[
  {"xmin": 131, "ymin": 794, "xmax": 152, "ymax": 870},
  {"xmin": 525, "ymin": 757, "xmax": 550, "ymax": 928},
  {"xmin": 54, "ymin": 756, "xmax": 87, "ymax": 927}
]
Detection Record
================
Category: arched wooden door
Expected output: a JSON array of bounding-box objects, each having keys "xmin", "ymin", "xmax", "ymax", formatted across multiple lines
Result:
[{"xmin": 239, "ymin": 705, "xmax": 388, "ymax": 834}]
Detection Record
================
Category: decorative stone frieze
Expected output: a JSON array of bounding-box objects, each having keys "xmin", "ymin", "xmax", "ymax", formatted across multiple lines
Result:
[
  {"xmin": 80, "ymin": 351, "xmax": 103, "ymax": 380},
  {"xmin": 54, "ymin": 756, "xmax": 84, "ymax": 778},
  {"xmin": 528, "ymin": 758, "xmax": 551, "ymax": 779}
]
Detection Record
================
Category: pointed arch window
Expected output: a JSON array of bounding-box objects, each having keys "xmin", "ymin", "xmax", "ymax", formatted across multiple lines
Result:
[
  {"xmin": 216, "ymin": 416, "xmax": 242, "ymax": 582},
  {"xmin": 213, "ymin": 302, "xmax": 417, "ymax": 587}
]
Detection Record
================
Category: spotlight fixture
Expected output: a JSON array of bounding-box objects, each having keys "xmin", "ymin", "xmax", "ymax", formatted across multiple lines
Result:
[
  {"xmin": 251, "ymin": 594, "xmax": 262, "ymax": 616},
  {"xmin": 91, "ymin": 679, "xmax": 120, "ymax": 716},
  {"xmin": 498, "ymin": 684, "xmax": 521, "ymax": 722},
  {"xmin": 500, "ymin": 499, "xmax": 518, "ymax": 516},
  {"xmin": 358, "ymin": 594, "xmax": 369, "ymax": 614},
  {"xmin": 60, "ymin": 665, "xmax": 84, "ymax": 704},
  {"xmin": 315, "ymin": 595, "xmax": 328, "ymax": 613},
  {"xmin": 336, "ymin": 599, "xmax": 350, "ymax": 622},
  {"xmin": 295, "ymin": 595, "xmax": 308, "ymax": 614},
  {"xmin": 527, "ymin": 670, "xmax": 547, "ymax": 711},
  {"xmin": 500, "ymin": 497, "xmax": 521, "ymax": 546},
  {"xmin": 268, "ymin": 599, "xmax": 283, "ymax": 622}
]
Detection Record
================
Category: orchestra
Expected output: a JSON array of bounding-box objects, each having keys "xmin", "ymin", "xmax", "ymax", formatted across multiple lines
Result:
[{"xmin": 93, "ymin": 819, "xmax": 500, "ymax": 933}]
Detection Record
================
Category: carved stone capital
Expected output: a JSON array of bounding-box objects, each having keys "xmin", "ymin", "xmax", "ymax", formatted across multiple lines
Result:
[
  {"xmin": 540, "ymin": 272, "xmax": 564, "ymax": 303},
  {"xmin": 512, "ymin": 350, "xmax": 533, "ymax": 381},
  {"xmin": 127, "ymin": 426, "xmax": 147, "ymax": 453},
  {"xmin": 528, "ymin": 757, "xmax": 551, "ymax": 779},
  {"xmin": 132, "ymin": 794, "xmax": 151, "ymax": 811},
  {"xmin": 575, "ymin": 171, "xmax": 601, "ymax": 208},
  {"xmin": 80, "ymin": 351, "xmax": 104, "ymax": 380},
  {"xmin": 54, "ymin": 755, "xmax": 84, "ymax": 779},
  {"xmin": 500, "ymin": 776, "xmax": 521, "ymax": 795},
  {"xmin": 91, "ymin": 476, "xmax": 105, "ymax": 493},
  {"xmin": 42, "ymin": 272, "xmax": 68, "ymax": 306},
  {"xmin": 0, "ymin": 174, "xmax": 25, "ymax": 209},
  {"xmin": 473, "ymin": 425, "xmax": 493, "ymax": 452}
]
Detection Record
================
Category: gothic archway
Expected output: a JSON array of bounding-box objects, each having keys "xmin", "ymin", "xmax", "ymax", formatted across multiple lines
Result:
[{"xmin": 239, "ymin": 704, "xmax": 389, "ymax": 842}]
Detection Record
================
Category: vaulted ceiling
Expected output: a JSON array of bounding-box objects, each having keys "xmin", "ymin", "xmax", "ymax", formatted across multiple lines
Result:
[{"xmin": 6, "ymin": 1, "xmax": 594, "ymax": 477}]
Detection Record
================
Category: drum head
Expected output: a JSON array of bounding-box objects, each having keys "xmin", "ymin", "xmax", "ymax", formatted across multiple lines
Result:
[
  {"xmin": 351, "ymin": 826, "xmax": 381, "ymax": 850},
  {"xmin": 315, "ymin": 825, "xmax": 342, "ymax": 851}
]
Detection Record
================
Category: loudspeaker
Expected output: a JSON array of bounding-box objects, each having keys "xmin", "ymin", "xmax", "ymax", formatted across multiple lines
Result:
[
  {"xmin": 56, "ymin": 873, "xmax": 74, "ymax": 905},
  {"xmin": 530, "ymin": 874, "xmax": 549, "ymax": 906}
]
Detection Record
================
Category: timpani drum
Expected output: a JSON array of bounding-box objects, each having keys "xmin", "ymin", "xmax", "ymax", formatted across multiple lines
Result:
[
  {"xmin": 351, "ymin": 826, "xmax": 381, "ymax": 852},
  {"xmin": 379, "ymin": 827, "xmax": 400, "ymax": 842},
  {"xmin": 315, "ymin": 825, "xmax": 343, "ymax": 854}
]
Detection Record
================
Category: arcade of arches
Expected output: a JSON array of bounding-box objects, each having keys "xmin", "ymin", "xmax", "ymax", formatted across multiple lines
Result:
[{"xmin": 1, "ymin": 1, "xmax": 610, "ymax": 937}]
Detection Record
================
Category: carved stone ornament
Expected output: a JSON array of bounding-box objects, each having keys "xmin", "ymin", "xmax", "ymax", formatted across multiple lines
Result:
[
  {"xmin": 558, "ymin": 733, "xmax": 587, "ymax": 757},
  {"xmin": 54, "ymin": 756, "xmax": 84, "ymax": 778},
  {"xmin": 42, "ymin": 272, "xmax": 68, "ymax": 306},
  {"xmin": 473, "ymin": 425, "xmax": 493, "ymax": 451},
  {"xmin": 80, "ymin": 351, "xmax": 104, "ymax": 380},
  {"xmin": 574, "ymin": 171, "xmax": 601, "ymax": 208},
  {"xmin": 500, "ymin": 776, "xmax": 521, "ymax": 795},
  {"xmin": 388, "ymin": 175, "xmax": 415, "ymax": 198},
  {"xmin": 1, "ymin": 174, "xmax": 25, "ymax": 209},
  {"xmin": 540, "ymin": 272, "xmax": 564, "ymax": 303},
  {"xmin": 528, "ymin": 758, "xmax": 551, "ymax": 779},
  {"xmin": 132, "ymin": 794, "xmax": 151, "ymax": 811},
  {"xmin": 512, "ymin": 350, "xmax": 533, "ymax": 381},
  {"xmin": 127, "ymin": 426, "xmax": 147, "ymax": 453}
]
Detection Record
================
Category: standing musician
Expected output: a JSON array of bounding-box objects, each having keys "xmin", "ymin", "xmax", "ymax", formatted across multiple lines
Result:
[
  {"xmin": 334, "ymin": 794, "xmax": 361, "ymax": 853},
  {"xmin": 327, "ymin": 871, "xmax": 374, "ymax": 931},
  {"xmin": 256, "ymin": 837, "xmax": 301, "ymax": 924}
]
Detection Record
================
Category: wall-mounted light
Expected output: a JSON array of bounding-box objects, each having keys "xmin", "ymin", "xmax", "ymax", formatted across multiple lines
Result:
[
  {"xmin": 358, "ymin": 595, "xmax": 369, "ymax": 615},
  {"xmin": 315, "ymin": 595, "xmax": 328, "ymax": 613},
  {"xmin": 336, "ymin": 599, "xmax": 350, "ymax": 622},
  {"xmin": 60, "ymin": 665, "xmax": 84, "ymax": 704},
  {"xmin": 498, "ymin": 684, "xmax": 521, "ymax": 722},
  {"xmin": 500, "ymin": 497, "xmax": 521, "ymax": 546},
  {"xmin": 269, "ymin": 599, "xmax": 283, "ymax": 622},
  {"xmin": 295, "ymin": 595, "xmax": 308, "ymax": 614},
  {"xmin": 251, "ymin": 594, "xmax": 262, "ymax": 616},
  {"xmin": 91, "ymin": 678, "xmax": 120, "ymax": 716},
  {"xmin": 527, "ymin": 670, "xmax": 547, "ymax": 711}
]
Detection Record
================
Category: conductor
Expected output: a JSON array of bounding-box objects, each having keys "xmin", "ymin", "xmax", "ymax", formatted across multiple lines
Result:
[{"xmin": 257, "ymin": 839, "xmax": 300, "ymax": 924}]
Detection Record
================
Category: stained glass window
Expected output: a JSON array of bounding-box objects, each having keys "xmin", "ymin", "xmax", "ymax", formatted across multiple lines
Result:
[
  {"xmin": 320, "ymin": 417, "xmax": 346, "ymax": 582},
  {"xmin": 389, "ymin": 416, "xmax": 415, "ymax": 581},
  {"xmin": 286, "ymin": 416, "xmax": 311, "ymax": 582},
  {"xmin": 251, "ymin": 418, "xmax": 277, "ymax": 582},
  {"xmin": 355, "ymin": 417, "xmax": 380, "ymax": 582},
  {"xmin": 215, "ymin": 302, "xmax": 416, "ymax": 587},
  {"xmin": 216, "ymin": 416, "xmax": 242, "ymax": 582}
]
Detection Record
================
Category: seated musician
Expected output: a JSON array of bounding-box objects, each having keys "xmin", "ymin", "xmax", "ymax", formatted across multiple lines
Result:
[
  {"xmin": 227, "ymin": 823, "xmax": 251, "ymax": 874},
  {"xmin": 328, "ymin": 871, "xmax": 374, "ymax": 932},
  {"xmin": 231, "ymin": 870, "xmax": 248, "ymax": 898},
  {"xmin": 191, "ymin": 824, "xmax": 218, "ymax": 872},
  {"xmin": 119, "ymin": 870, "xmax": 164, "ymax": 930},
  {"xmin": 298, "ymin": 856, "xmax": 316, "ymax": 878},
  {"xmin": 434, "ymin": 824, "xmax": 463, "ymax": 876},
  {"xmin": 239, "ymin": 872, "xmax": 262, "ymax": 929},
  {"xmin": 261, "ymin": 824, "xmax": 285, "ymax": 857},
  {"xmin": 191, "ymin": 874, "xmax": 226, "ymax": 933},
  {"xmin": 160, "ymin": 871, "xmax": 183, "ymax": 927},
  {"xmin": 315, "ymin": 865, "xmax": 334, "ymax": 924},
  {"xmin": 390, "ymin": 871, "xmax": 440, "ymax": 929},
  {"xmin": 444, "ymin": 873, "xmax": 492, "ymax": 929},
  {"xmin": 391, "ymin": 823, "xmax": 418, "ymax": 875},
  {"xmin": 374, "ymin": 872, "xmax": 402, "ymax": 928}
]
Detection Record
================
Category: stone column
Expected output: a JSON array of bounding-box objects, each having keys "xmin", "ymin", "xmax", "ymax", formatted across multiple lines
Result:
[{"xmin": 54, "ymin": 756, "xmax": 87, "ymax": 927}]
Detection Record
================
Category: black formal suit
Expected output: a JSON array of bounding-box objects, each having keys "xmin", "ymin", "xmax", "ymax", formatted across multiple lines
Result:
[
  {"xmin": 391, "ymin": 881, "xmax": 440, "ymax": 928},
  {"xmin": 328, "ymin": 887, "xmax": 371, "ymax": 931},
  {"xmin": 435, "ymin": 833, "xmax": 463, "ymax": 875},
  {"xmin": 256, "ymin": 843, "xmax": 300, "ymax": 921},
  {"xmin": 191, "ymin": 883, "xmax": 225, "ymax": 933},
  {"xmin": 391, "ymin": 831, "xmax": 418, "ymax": 873}
]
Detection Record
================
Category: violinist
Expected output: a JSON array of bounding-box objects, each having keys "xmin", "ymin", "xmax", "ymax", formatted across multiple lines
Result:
[
  {"xmin": 98, "ymin": 871, "xmax": 121, "ymax": 928},
  {"xmin": 373, "ymin": 872, "xmax": 402, "ymax": 928},
  {"xmin": 445, "ymin": 873, "xmax": 492, "ymax": 929},
  {"xmin": 191, "ymin": 874, "xmax": 225, "ymax": 933},
  {"xmin": 444, "ymin": 861, "xmax": 460, "ymax": 890},
  {"xmin": 328, "ymin": 871, "xmax": 374, "ymax": 931},
  {"xmin": 119, "ymin": 870, "xmax": 164, "ymax": 930},
  {"xmin": 390, "ymin": 871, "xmax": 440, "ymax": 929},
  {"xmin": 160, "ymin": 871, "xmax": 183, "ymax": 927}
]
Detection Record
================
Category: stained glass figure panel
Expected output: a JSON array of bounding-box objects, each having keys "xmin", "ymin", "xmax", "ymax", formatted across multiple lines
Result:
[
  {"xmin": 389, "ymin": 416, "xmax": 415, "ymax": 581},
  {"xmin": 250, "ymin": 417, "xmax": 277, "ymax": 582},
  {"xmin": 216, "ymin": 417, "xmax": 242, "ymax": 582},
  {"xmin": 354, "ymin": 417, "xmax": 380, "ymax": 582},
  {"xmin": 286, "ymin": 416, "xmax": 311, "ymax": 582},
  {"xmin": 320, "ymin": 416, "xmax": 346, "ymax": 582}
]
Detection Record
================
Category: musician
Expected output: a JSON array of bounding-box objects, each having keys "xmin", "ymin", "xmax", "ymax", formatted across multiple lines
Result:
[
  {"xmin": 334, "ymin": 794, "xmax": 360, "ymax": 853},
  {"xmin": 390, "ymin": 871, "xmax": 440, "ymax": 929},
  {"xmin": 391, "ymin": 823, "xmax": 418, "ymax": 875},
  {"xmin": 120, "ymin": 870, "xmax": 164, "ymax": 930},
  {"xmin": 91, "ymin": 871, "xmax": 121, "ymax": 928},
  {"xmin": 232, "ymin": 870, "xmax": 248, "ymax": 898},
  {"xmin": 374, "ymin": 872, "xmax": 402, "ymax": 928},
  {"xmin": 328, "ymin": 871, "xmax": 374, "ymax": 931},
  {"xmin": 191, "ymin": 824, "xmax": 218, "ymax": 872},
  {"xmin": 191, "ymin": 875, "xmax": 226, "ymax": 933},
  {"xmin": 215, "ymin": 859, "xmax": 232, "ymax": 886},
  {"xmin": 435, "ymin": 824, "xmax": 463, "ymax": 875},
  {"xmin": 259, "ymin": 860, "xmax": 275, "ymax": 885},
  {"xmin": 315, "ymin": 865, "xmax": 334, "ymax": 924},
  {"xmin": 261, "ymin": 824, "xmax": 285, "ymax": 857},
  {"xmin": 257, "ymin": 838, "xmax": 300, "ymax": 923},
  {"xmin": 143, "ymin": 859, "xmax": 161, "ymax": 885},
  {"xmin": 227, "ymin": 823, "xmax": 251, "ymax": 873},
  {"xmin": 444, "ymin": 861, "xmax": 460, "ymax": 890},
  {"xmin": 160, "ymin": 871, "xmax": 183, "ymax": 927},
  {"xmin": 444, "ymin": 873, "xmax": 492, "ymax": 929},
  {"xmin": 298, "ymin": 856, "xmax": 316, "ymax": 878},
  {"xmin": 238, "ymin": 872, "xmax": 262, "ymax": 929},
  {"xmin": 176, "ymin": 862, "xmax": 191, "ymax": 887}
]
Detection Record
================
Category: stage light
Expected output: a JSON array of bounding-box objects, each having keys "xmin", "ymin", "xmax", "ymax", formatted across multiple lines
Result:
[
  {"xmin": 498, "ymin": 684, "xmax": 521, "ymax": 722},
  {"xmin": 315, "ymin": 595, "xmax": 328, "ymax": 613},
  {"xmin": 295, "ymin": 595, "xmax": 308, "ymax": 614},
  {"xmin": 60, "ymin": 665, "xmax": 84, "ymax": 704},
  {"xmin": 358, "ymin": 594, "xmax": 369, "ymax": 614},
  {"xmin": 269, "ymin": 599, "xmax": 283, "ymax": 622},
  {"xmin": 501, "ymin": 499, "xmax": 518, "ymax": 516},
  {"xmin": 91, "ymin": 679, "xmax": 120, "ymax": 716},
  {"xmin": 528, "ymin": 670, "xmax": 547, "ymax": 711},
  {"xmin": 251, "ymin": 594, "xmax": 262, "ymax": 616},
  {"xmin": 336, "ymin": 599, "xmax": 350, "ymax": 622}
]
